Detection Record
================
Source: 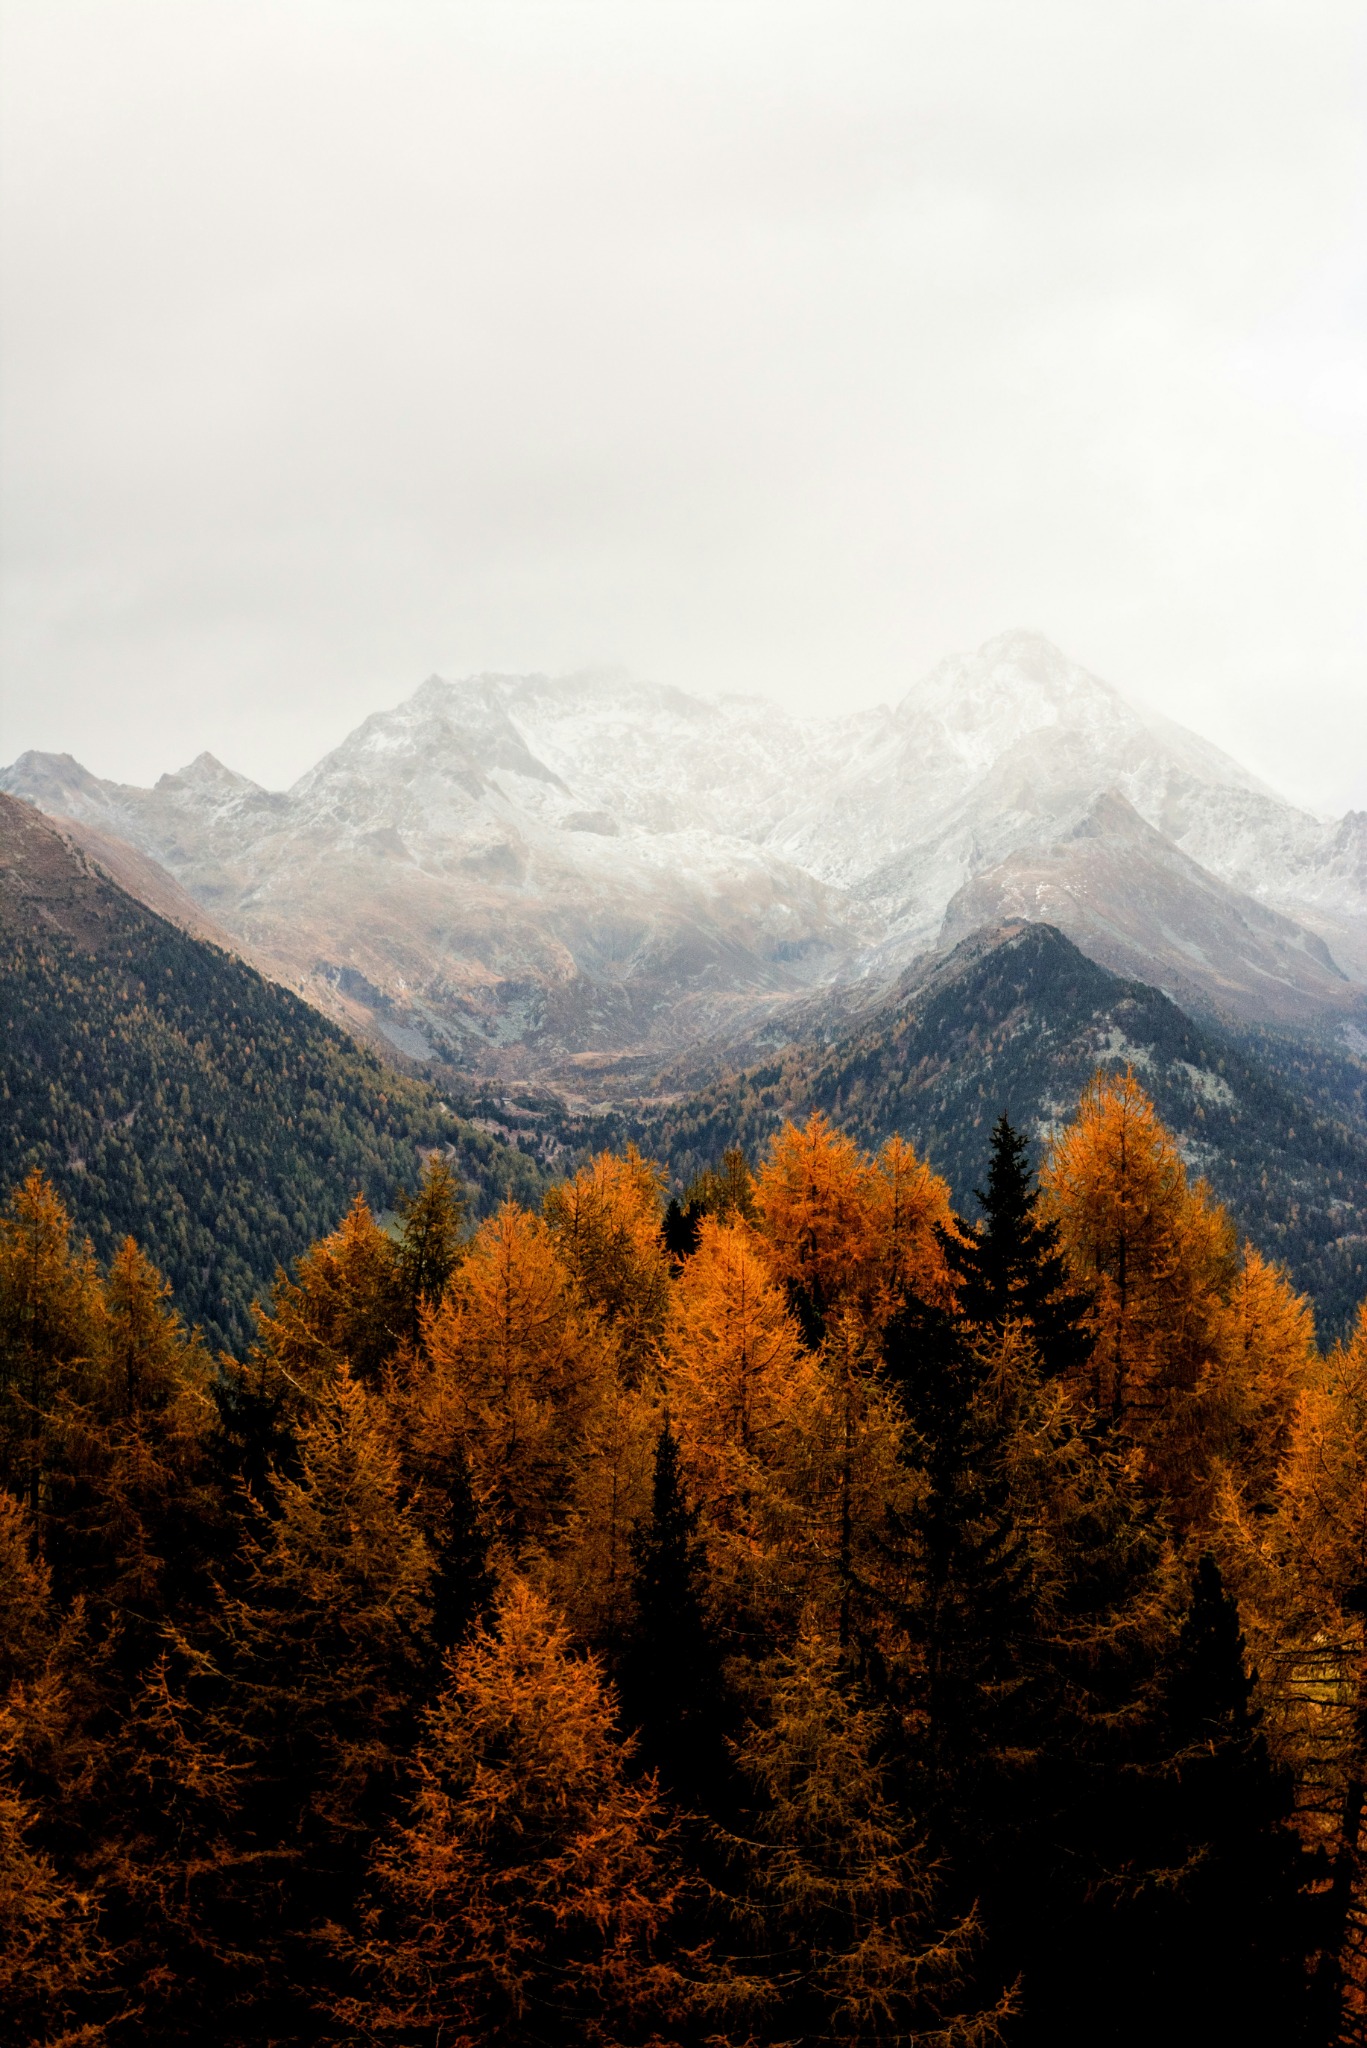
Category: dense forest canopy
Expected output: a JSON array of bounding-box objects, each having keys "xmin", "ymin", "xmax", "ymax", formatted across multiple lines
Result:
[
  {"xmin": 3, "ymin": 1070, "xmax": 1366, "ymax": 2045},
  {"xmin": 0, "ymin": 795, "xmax": 548, "ymax": 1349}
]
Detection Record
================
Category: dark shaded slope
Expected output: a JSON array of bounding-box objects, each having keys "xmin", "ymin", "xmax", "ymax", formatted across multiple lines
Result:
[
  {"xmin": 635, "ymin": 921, "xmax": 1367, "ymax": 1339},
  {"xmin": 937, "ymin": 789, "xmax": 1359, "ymax": 1028},
  {"xmin": 0, "ymin": 794, "xmax": 547, "ymax": 1350}
]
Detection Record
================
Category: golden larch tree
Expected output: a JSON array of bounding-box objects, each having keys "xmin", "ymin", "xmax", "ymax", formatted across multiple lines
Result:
[
  {"xmin": 1042, "ymin": 1070, "xmax": 1235, "ymax": 1441},
  {"xmin": 544, "ymin": 1145, "xmax": 672, "ymax": 1378},
  {"xmin": 251, "ymin": 1192, "xmax": 400, "ymax": 1391},
  {"xmin": 343, "ymin": 1579, "xmax": 687, "ymax": 2046},
  {"xmin": 419, "ymin": 1202, "xmax": 609, "ymax": 1553},
  {"xmin": 663, "ymin": 1215, "xmax": 823, "ymax": 1639}
]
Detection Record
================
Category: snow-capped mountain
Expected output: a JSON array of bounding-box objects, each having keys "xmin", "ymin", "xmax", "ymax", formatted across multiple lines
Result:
[{"xmin": 5, "ymin": 632, "xmax": 1363, "ymax": 1067}]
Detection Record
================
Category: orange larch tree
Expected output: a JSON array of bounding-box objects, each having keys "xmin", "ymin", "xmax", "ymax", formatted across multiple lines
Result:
[
  {"xmin": 342, "ymin": 1579, "xmax": 689, "ymax": 2047},
  {"xmin": 0, "ymin": 1170, "xmax": 105, "ymax": 1522},
  {"xmin": 249, "ymin": 1191, "xmax": 400, "ymax": 1392},
  {"xmin": 753, "ymin": 1117, "xmax": 956, "ymax": 1344},
  {"xmin": 1186, "ymin": 1246, "xmax": 1319, "ymax": 1529},
  {"xmin": 752, "ymin": 1114, "xmax": 878, "ymax": 1341},
  {"xmin": 663, "ymin": 1215, "xmax": 823, "ymax": 1642},
  {"xmin": 418, "ymin": 1202, "xmax": 609, "ymax": 1555},
  {"xmin": 544, "ymin": 1145, "xmax": 672, "ymax": 1378},
  {"xmin": 1041, "ymin": 1069, "xmax": 1236, "ymax": 1451}
]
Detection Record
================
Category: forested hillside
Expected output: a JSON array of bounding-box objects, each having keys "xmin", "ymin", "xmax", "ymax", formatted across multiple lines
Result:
[
  {"xmin": 627, "ymin": 922, "xmax": 1367, "ymax": 1340},
  {"xmin": 0, "ymin": 795, "xmax": 546, "ymax": 1348},
  {"xmin": 3, "ymin": 1078, "xmax": 1365, "ymax": 2044}
]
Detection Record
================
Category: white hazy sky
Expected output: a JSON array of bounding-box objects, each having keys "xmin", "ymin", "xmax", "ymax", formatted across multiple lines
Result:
[{"xmin": 1, "ymin": 0, "xmax": 1364, "ymax": 812}]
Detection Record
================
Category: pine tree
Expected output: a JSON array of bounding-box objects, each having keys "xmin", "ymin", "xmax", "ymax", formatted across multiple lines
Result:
[
  {"xmin": 666, "ymin": 1145, "xmax": 757, "ymax": 1261},
  {"xmin": 541, "ymin": 1373, "xmax": 660, "ymax": 1658},
  {"xmin": 420, "ymin": 1201, "xmax": 609, "ymax": 1552},
  {"xmin": 878, "ymin": 1294, "xmax": 1035, "ymax": 1817},
  {"xmin": 943, "ymin": 1113, "xmax": 1094, "ymax": 1379},
  {"xmin": 867, "ymin": 1133, "xmax": 960, "ymax": 1323},
  {"xmin": 545, "ymin": 1145, "xmax": 672, "ymax": 1377},
  {"xmin": 415, "ymin": 1435, "xmax": 494, "ymax": 1657},
  {"xmin": 80, "ymin": 1632, "xmax": 254, "ymax": 2043},
  {"xmin": 0, "ymin": 1710, "xmax": 106, "ymax": 2045},
  {"xmin": 1042, "ymin": 1070, "xmax": 1235, "ymax": 1433},
  {"xmin": 752, "ymin": 1114, "xmax": 878, "ymax": 1345},
  {"xmin": 1190, "ymin": 1246, "xmax": 1317, "ymax": 1526},
  {"xmin": 1222, "ymin": 1301, "xmax": 1367, "ymax": 2042},
  {"xmin": 393, "ymin": 1154, "xmax": 466, "ymax": 1351},
  {"xmin": 662, "ymin": 1195, "xmax": 702, "ymax": 1262},
  {"xmin": 662, "ymin": 1215, "xmax": 821, "ymax": 1642},
  {"xmin": 877, "ymin": 1275, "xmax": 1181, "ymax": 2040},
  {"xmin": 1134, "ymin": 1555, "xmax": 1312, "ymax": 2045},
  {"xmin": 251, "ymin": 1189, "xmax": 402, "ymax": 1390},
  {"xmin": 753, "ymin": 1119, "xmax": 956, "ymax": 1348},
  {"xmin": 46, "ymin": 1235, "xmax": 217, "ymax": 1647},
  {"xmin": 0, "ymin": 1170, "xmax": 103, "ymax": 1519},
  {"xmin": 0, "ymin": 1490, "xmax": 107, "ymax": 2044},
  {"xmin": 209, "ymin": 1342, "xmax": 302, "ymax": 1513},
  {"xmin": 618, "ymin": 1420, "xmax": 732, "ymax": 1815}
]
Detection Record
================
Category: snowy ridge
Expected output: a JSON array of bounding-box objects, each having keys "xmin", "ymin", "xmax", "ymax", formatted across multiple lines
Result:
[{"xmin": 4, "ymin": 632, "xmax": 1363, "ymax": 1064}]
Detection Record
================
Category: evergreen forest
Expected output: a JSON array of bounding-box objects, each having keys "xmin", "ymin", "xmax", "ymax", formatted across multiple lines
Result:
[
  {"xmin": 0, "ymin": 820, "xmax": 548, "ymax": 1350},
  {"xmin": 4, "ymin": 1072, "xmax": 1367, "ymax": 2045}
]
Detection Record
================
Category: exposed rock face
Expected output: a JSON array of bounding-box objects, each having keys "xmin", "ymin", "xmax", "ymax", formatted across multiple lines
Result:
[
  {"xmin": 937, "ymin": 792, "xmax": 1354, "ymax": 1028},
  {"xmin": 4, "ymin": 634, "xmax": 1363, "ymax": 1064}
]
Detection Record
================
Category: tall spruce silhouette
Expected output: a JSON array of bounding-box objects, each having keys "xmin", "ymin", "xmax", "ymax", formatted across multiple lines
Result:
[
  {"xmin": 1066, "ymin": 1553, "xmax": 1315, "ymax": 2048},
  {"xmin": 661, "ymin": 1196, "xmax": 702, "ymax": 1262},
  {"xmin": 943, "ymin": 1113, "xmax": 1093, "ymax": 1379},
  {"xmin": 618, "ymin": 1419, "xmax": 731, "ymax": 1815},
  {"xmin": 425, "ymin": 1438, "xmax": 494, "ymax": 1656},
  {"xmin": 879, "ymin": 1294, "xmax": 1035, "ymax": 1812},
  {"xmin": 1150, "ymin": 1553, "xmax": 1313, "ymax": 2046}
]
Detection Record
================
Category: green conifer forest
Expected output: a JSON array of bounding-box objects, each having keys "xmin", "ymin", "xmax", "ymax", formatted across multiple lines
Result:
[{"xmin": 0, "ymin": 804, "xmax": 548, "ymax": 1348}]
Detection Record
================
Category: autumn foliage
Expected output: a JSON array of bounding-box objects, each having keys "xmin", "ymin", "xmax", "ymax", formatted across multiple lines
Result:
[{"xmin": 1, "ymin": 1075, "xmax": 1363, "ymax": 2044}]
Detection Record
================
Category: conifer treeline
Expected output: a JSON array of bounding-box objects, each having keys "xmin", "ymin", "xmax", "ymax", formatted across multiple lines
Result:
[{"xmin": 3, "ymin": 1072, "xmax": 1366, "ymax": 2045}]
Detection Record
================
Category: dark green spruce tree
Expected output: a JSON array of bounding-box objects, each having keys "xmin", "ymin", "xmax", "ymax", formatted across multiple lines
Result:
[
  {"xmin": 417, "ymin": 1435, "xmax": 494, "ymax": 1659},
  {"xmin": 878, "ymin": 1294, "xmax": 1036, "ymax": 1833},
  {"xmin": 617, "ymin": 1419, "xmax": 733, "ymax": 1819},
  {"xmin": 942, "ymin": 1112, "xmax": 1093, "ymax": 1380},
  {"xmin": 392, "ymin": 1156, "xmax": 465, "ymax": 1351},
  {"xmin": 876, "ymin": 1122, "xmax": 1178, "ymax": 2039},
  {"xmin": 662, "ymin": 1148, "xmax": 754, "ymax": 1264},
  {"xmin": 1140, "ymin": 1554, "xmax": 1314, "ymax": 2046},
  {"xmin": 661, "ymin": 1197, "xmax": 703, "ymax": 1263}
]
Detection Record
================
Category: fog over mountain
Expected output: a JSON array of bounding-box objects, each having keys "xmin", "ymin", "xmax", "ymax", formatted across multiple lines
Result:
[
  {"xmin": 5, "ymin": 632, "xmax": 1365, "ymax": 1073},
  {"xmin": 5, "ymin": 3, "xmax": 1364, "ymax": 819}
]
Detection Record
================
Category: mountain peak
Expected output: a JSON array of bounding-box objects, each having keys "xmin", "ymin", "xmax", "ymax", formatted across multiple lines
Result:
[
  {"xmin": 156, "ymin": 751, "xmax": 261, "ymax": 794},
  {"xmin": 0, "ymin": 750, "xmax": 112, "ymax": 803},
  {"xmin": 894, "ymin": 631, "xmax": 1132, "ymax": 736},
  {"xmin": 2, "ymin": 633, "xmax": 1360, "ymax": 1054}
]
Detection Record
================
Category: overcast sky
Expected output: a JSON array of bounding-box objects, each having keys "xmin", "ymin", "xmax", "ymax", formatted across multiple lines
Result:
[{"xmin": 1, "ymin": 0, "xmax": 1364, "ymax": 812}]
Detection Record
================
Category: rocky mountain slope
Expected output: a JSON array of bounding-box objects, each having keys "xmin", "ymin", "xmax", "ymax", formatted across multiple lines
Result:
[
  {"xmin": 609, "ymin": 920, "xmax": 1367, "ymax": 1341},
  {"xmin": 0, "ymin": 794, "xmax": 546, "ymax": 1348},
  {"xmin": 5, "ymin": 632, "xmax": 1363, "ymax": 1066}
]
